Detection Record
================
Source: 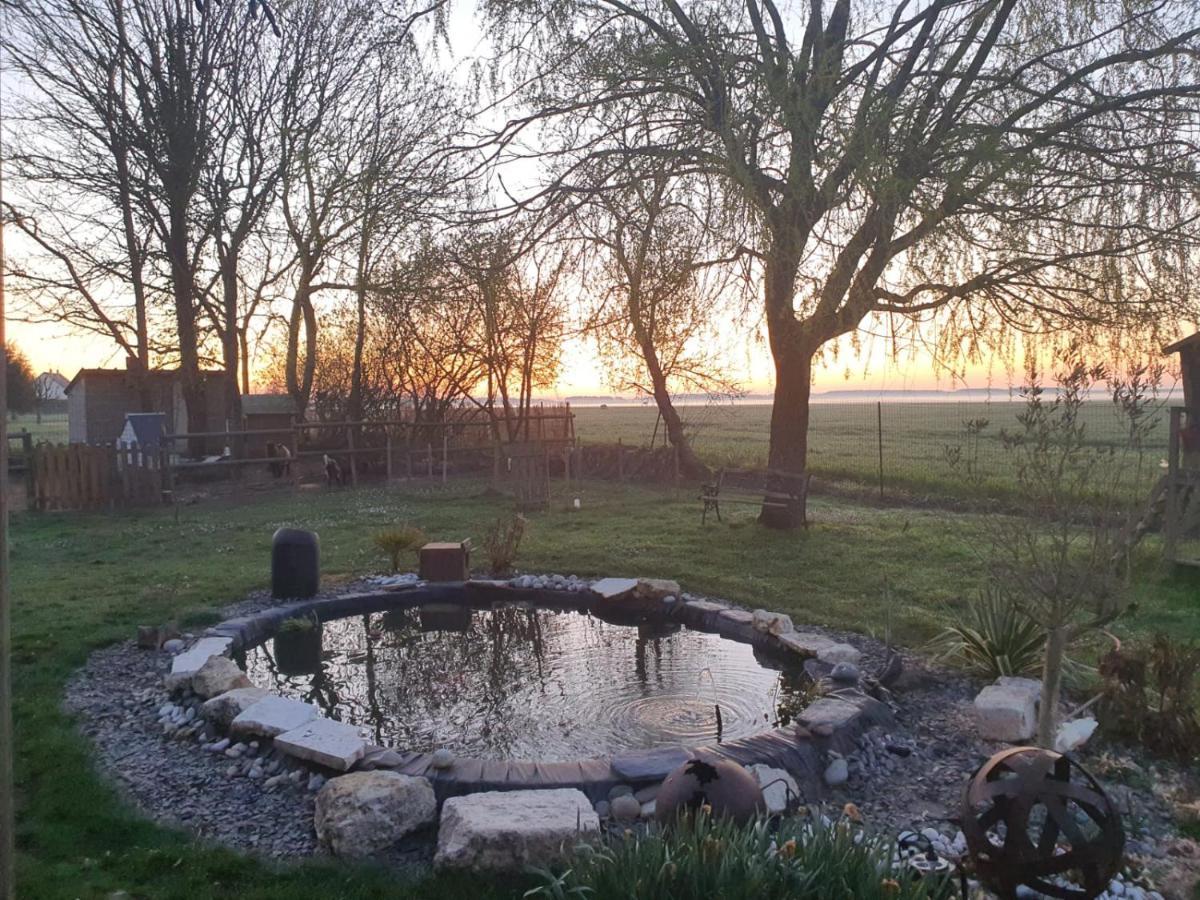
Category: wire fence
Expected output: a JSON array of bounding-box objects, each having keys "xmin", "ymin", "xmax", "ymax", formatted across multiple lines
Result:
[{"xmin": 572, "ymin": 400, "xmax": 1172, "ymax": 504}]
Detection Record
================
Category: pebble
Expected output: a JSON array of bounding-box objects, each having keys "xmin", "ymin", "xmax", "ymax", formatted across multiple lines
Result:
[
  {"xmin": 611, "ymin": 795, "xmax": 641, "ymax": 820},
  {"xmin": 824, "ymin": 758, "xmax": 849, "ymax": 786},
  {"xmin": 307, "ymin": 774, "xmax": 326, "ymax": 793}
]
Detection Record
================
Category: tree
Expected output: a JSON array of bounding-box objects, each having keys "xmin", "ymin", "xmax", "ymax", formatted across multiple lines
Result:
[
  {"xmin": 578, "ymin": 162, "xmax": 743, "ymax": 477},
  {"xmin": 481, "ymin": 0, "xmax": 1200, "ymax": 517},
  {"xmin": 4, "ymin": 350, "xmax": 36, "ymax": 418}
]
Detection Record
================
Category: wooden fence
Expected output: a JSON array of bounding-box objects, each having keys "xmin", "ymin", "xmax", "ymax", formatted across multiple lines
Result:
[{"xmin": 30, "ymin": 444, "xmax": 166, "ymax": 511}]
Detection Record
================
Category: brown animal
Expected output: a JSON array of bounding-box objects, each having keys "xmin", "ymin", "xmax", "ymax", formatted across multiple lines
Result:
[
  {"xmin": 323, "ymin": 454, "xmax": 344, "ymax": 486},
  {"xmin": 266, "ymin": 442, "xmax": 292, "ymax": 478}
]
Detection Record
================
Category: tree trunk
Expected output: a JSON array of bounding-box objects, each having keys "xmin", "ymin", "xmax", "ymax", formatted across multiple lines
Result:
[
  {"xmin": 1036, "ymin": 625, "xmax": 1069, "ymax": 749},
  {"xmin": 286, "ymin": 271, "xmax": 318, "ymax": 419},
  {"xmin": 220, "ymin": 260, "xmax": 243, "ymax": 429},
  {"xmin": 638, "ymin": 335, "xmax": 707, "ymax": 480}
]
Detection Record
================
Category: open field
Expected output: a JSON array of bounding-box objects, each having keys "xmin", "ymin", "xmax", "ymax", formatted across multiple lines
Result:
[
  {"xmin": 6, "ymin": 412, "xmax": 69, "ymax": 445},
  {"xmin": 573, "ymin": 400, "xmax": 1173, "ymax": 501},
  {"xmin": 9, "ymin": 478, "xmax": 1198, "ymax": 897}
]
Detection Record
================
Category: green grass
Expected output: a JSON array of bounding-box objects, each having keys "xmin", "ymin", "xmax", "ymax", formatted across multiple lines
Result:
[
  {"xmin": 573, "ymin": 400, "xmax": 1172, "ymax": 501},
  {"xmin": 7, "ymin": 412, "xmax": 69, "ymax": 445},
  {"xmin": 9, "ymin": 478, "xmax": 1199, "ymax": 897}
]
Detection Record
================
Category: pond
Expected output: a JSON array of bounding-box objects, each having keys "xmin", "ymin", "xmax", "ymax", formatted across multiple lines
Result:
[{"xmin": 244, "ymin": 605, "xmax": 815, "ymax": 761}]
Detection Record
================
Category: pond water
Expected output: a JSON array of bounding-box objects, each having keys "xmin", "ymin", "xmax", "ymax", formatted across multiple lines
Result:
[{"xmin": 244, "ymin": 605, "xmax": 814, "ymax": 761}]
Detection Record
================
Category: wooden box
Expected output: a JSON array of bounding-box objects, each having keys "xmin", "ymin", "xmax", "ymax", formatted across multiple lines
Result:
[{"xmin": 418, "ymin": 541, "xmax": 470, "ymax": 582}]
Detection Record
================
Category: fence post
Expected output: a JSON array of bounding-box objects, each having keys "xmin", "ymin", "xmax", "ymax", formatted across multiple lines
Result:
[
  {"xmin": 617, "ymin": 438, "xmax": 624, "ymax": 481},
  {"xmin": 877, "ymin": 400, "xmax": 885, "ymax": 501},
  {"xmin": 347, "ymin": 425, "xmax": 358, "ymax": 487},
  {"xmin": 441, "ymin": 433, "xmax": 448, "ymax": 484},
  {"xmin": 427, "ymin": 443, "xmax": 433, "ymax": 478},
  {"xmin": 385, "ymin": 433, "xmax": 393, "ymax": 481}
]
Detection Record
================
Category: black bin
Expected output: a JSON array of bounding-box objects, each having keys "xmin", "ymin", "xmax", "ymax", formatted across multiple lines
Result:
[{"xmin": 271, "ymin": 528, "xmax": 320, "ymax": 599}]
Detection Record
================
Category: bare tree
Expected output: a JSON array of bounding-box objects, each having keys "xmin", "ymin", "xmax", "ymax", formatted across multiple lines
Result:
[
  {"xmin": 578, "ymin": 163, "xmax": 743, "ymax": 477},
  {"xmin": 482, "ymin": 0, "xmax": 1200, "ymax": 519}
]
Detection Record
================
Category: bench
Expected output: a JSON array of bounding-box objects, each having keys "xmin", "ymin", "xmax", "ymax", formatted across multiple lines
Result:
[{"xmin": 700, "ymin": 468, "xmax": 812, "ymax": 527}]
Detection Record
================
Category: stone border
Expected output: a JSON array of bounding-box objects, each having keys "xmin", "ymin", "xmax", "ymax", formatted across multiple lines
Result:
[{"xmin": 177, "ymin": 578, "xmax": 892, "ymax": 804}]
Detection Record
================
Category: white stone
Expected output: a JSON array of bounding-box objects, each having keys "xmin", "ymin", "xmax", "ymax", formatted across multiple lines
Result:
[
  {"xmin": 589, "ymin": 577, "xmax": 638, "ymax": 599},
  {"xmin": 230, "ymin": 695, "xmax": 319, "ymax": 739},
  {"xmin": 824, "ymin": 757, "xmax": 849, "ymax": 786},
  {"xmin": 750, "ymin": 764, "xmax": 800, "ymax": 814},
  {"xmin": 275, "ymin": 717, "xmax": 368, "ymax": 771},
  {"xmin": 164, "ymin": 637, "xmax": 232, "ymax": 691},
  {"xmin": 200, "ymin": 687, "xmax": 271, "ymax": 729},
  {"xmin": 190, "ymin": 655, "xmax": 252, "ymax": 699},
  {"xmin": 974, "ymin": 677, "xmax": 1041, "ymax": 742},
  {"xmin": 431, "ymin": 748, "xmax": 455, "ymax": 769},
  {"xmin": 752, "ymin": 610, "xmax": 794, "ymax": 636},
  {"xmin": 817, "ymin": 643, "xmax": 862, "ymax": 665},
  {"xmin": 435, "ymin": 789, "xmax": 600, "ymax": 872},
  {"xmin": 314, "ymin": 771, "xmax": 437, "ymax": 858},
  {"xmin": 1055, "ymin": 717, "xmax": 1098, "ymax": 753}
]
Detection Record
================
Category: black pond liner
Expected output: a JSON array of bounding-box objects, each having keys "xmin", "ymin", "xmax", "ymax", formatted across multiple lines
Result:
[{"xmin": 209, "ymin": 582, "xmax": 892, "ymax": 804}]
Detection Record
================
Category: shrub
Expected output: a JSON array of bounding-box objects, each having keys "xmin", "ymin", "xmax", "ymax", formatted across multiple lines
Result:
[
  {"xmin": 373, "ymin": 525, "xmax": 427, "ymax": 573},
  {"xmin": 525, "ymin": 809, "xmax": 951, "ymax": 900},
  {"xmin": 278, "ymin": 614, "xmax": 318, "ymax": 634},
  {"xmin": 1098, "ymin": 634, "xmax": 1200, "ymax": 762},
  {"xmin": 930, "ymin": 588, "xmax": 1044, "ymax": 679},
  {"xmin": 483, "ymin": 513, "xmax": 526, "ymax": 575}
]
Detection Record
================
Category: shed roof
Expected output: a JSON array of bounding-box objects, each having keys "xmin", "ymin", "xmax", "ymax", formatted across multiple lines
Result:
[
  {"xmin": 65, "ymin": 367, "xmax": 223, "ymax": 394},
  {"xmin": 241, "ymin": 394, "xmax": 297, "ymax": 416},
  {"xmin": 1163, "ymin": 332, "xmax": 1200, "ymax": 355}
]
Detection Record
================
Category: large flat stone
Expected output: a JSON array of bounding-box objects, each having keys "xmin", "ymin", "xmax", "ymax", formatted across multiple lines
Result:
[
  {"xmin": 589, "ymin": 577, "xmax": 638, "ymax": 600},
  {"xmin": 752, "ymin": 609, "xmax": 794, "ymax": 636},
  {"xmin": 230, "ymin": 695, "xmax": 319, "ymax": 739},
  {"xmin": 275, "ymin": 717, "xmax": 368, "ymax": 771},
  {"xmin": 798, "ymin": 698, "xmax": 862, "ymax": 731},
  {"xmin": 191, "ymin": 655, "xmax": 251, "ymax": 699},
  {"xmin": 633, "ymin": 578, "xmax": 680, "ymax": 601},
  {"xmin": 200, "ymin": 687, "xmax": 270, "ymax": 729},
  {"xmin": 975, "ymin": 676, "xmax": 1040, "ymax": 742},
  {"xmin": 776, "ymin": 631, "xmax": 861, "ymax": 664},
  {"xmin": 165, "ymin": 637, "xmax": 233, "ymax": 691},
  {"xmin": 435, "ymin": 788, "xmax": 599, "ymax": 872},
  {"xmin": 611, "ymin": 746, "xmax": 691, "ymax": 781}
]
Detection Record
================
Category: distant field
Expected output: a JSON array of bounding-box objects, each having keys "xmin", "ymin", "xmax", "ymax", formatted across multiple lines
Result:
[
  {"xmin": 7, "ymin": 412, "xmax": 69, "ymax": 445},
  {"xmin": 573, "ymin": 400, "xmax": 1172, "ymax": 501}
]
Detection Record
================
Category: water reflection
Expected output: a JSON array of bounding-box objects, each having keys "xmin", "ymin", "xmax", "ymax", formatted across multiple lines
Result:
[{"xmin": 244, "ymin": 606, "xmax": 814, "ymax": 761}]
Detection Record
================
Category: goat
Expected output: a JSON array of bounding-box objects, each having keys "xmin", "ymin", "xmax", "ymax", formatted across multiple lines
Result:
[
  {"xmin": 266, "ymin": 442, "xmax": 292, "ymax": 478},
  {"xmin": 323, "ymin": 453, "xmax": 344, "ymax": 487}
]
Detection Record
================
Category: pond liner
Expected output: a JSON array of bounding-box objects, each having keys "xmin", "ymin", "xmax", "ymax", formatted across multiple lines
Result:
[{"xmin": 211, "ymin": 582, "xmax": 889, "ymax": 804}]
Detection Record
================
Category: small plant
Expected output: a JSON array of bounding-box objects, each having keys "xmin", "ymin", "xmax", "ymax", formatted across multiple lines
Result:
[
  {"xmin": 279, "ymin": 614, "xmax": 318, "ymax": 634},
  {"xmin": 373, "ymin": 525, "xmax": 427, "ymax": 573},
  {"xmin": 483, "ymin": 512, "xmax": 527, "ymax": 575},
  {"xmin": 930, "ymin": 588, "xmax": 1045, "ymax": 679},
  {"xmin": 1098, "ymin": 634, "xmax": 1200, "ymax": 762},
  {"xmin": 524, "ymin": 808, "xmax": 949, "ymax": 900}
]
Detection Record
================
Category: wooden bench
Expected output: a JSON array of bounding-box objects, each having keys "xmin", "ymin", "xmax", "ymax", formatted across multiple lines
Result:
[{"xmin": 700, "ymin": 468, "xmax": 812, "ymax": 527}]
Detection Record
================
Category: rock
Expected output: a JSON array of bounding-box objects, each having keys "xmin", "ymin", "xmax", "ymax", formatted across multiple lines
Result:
[
  {"xmin": 358, "ymin": 747, "xmax": 406, "ymax": 770},
  {"xmin": 308, "ymin": 774, "xmax": 326, "ymax": 793},
  {"xmin": 830, "ymin": 662, "xmax": 861, "ymax": 683},
  {"xmin": 435, "ymin": 789, "xmax": 599, "ymax": 872},
  {"xmin": 607, "ymin": 784, "xmax": 633, "ymax": 801},
  {"xmin": 612, "ymin": 746, "xmax": 691, "ymax": 781},
  {"xmin": 633, "ymin": 784, "xmax": 659, "ymax": 804},
  {"xmin": 164, "ymin": 637, "xmax": 233, "ymax": 691},
  {"xmin": 589, "ymin": 577, "xmax": 638, "ymax": 599},
  {"xmin": 275, "ymin": 717, "xmax": 368, "ymax": 772},
  {"xmin": 611, "ymin": 794, "xmax": 641, "ymax": 820},
  {"xmin": 974, "ymin": 677, "xmax": 1041, "ymax": 742},
  {"xmin": 431, "ymin": 748, "xmax": 455, "ymax": 770},
  {"xmin": 640, "ymin": 800, "xmax": 656, "ymax": 818},
  {"xmin": 634, "ymin": 578, "xmax": 681, "ymax": 601},
  {"xmin": 200, "ymin": 688, "xmax": 270, "ymax": 730},
  {"xmin": 1054, "ymin": 717, "xmax": 1098, "ymax": 752},
  {"xmin": 750, "ymin": 764, "xmax": 800, "ymax": 814},
  {"xmin": 162, "ymin": 639, "xmax": 185, "ymax": 654},
  {"xmin": 231, "ymin": 695, "xmax": 319, "ymax": 739},
  {"xmin": 314, "ymin": 771, "xmax": 437, "ymax": 858},
  {"xmin": 594, "ymin": 800, "xmax": 610, "ymax": 818},
  {"xmin": 752, "ymin": 609, "xmax": 794, "ymax": 635},
  {"xmin": 138, "ymin": 624, "xmax": 179, "ymax": 650},
  {"xmin": 799, "ymin": 698, "xmax": 862, "ymax": 732},
  {"xmin": 817, "ymin": 643, "xmax": 862, "ymax": 665},
  {"xmin": 824, "ymin": 757, "xmax": 849, "ymax": 786},
  {"xmin": 716, "ymin": 608, "xmax": 756, "ymax": 637},
  {"xmin": 777, "ymin": 631, "xmax": 836, "ymax": 658},
  {"xmin": 190, "ymin": 656, "xmax": 252, "ymax": 700}
]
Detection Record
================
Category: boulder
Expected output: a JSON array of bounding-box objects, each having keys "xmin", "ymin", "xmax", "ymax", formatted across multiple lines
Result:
[
  {"xmin": 231, "ymin": 695, "xmax": 319, "ymax": 739},
  {"xmin": 200, "ymin": 687, "xmax": 270, "ymax": 729},
  {"xmin": 974, "ymin": 676, "xmax": 1041, "ymax": 742},
  {"xmin": 817, "ymin": 643, "xmax": 862, "ymax": 665},
  {"xmin": 164, "ymin": 636, "xmax": 233, "ymax": 692},
  {"xmin": 750, "ymin": 764, "xmax": 800, "ymax": 814},
  {"xmin": 610, "ymin": 794, "xmax": 641, "ymax": 820},
  {"xmin": 314, "ymin": 771, "xmax": 437, "ymax": 858},
  {"xmin": 634, "ymin": 578, "xmax": 681, "ymax": 602},
  {"xmin": 752, "ymin": 610, "xmax": 794, "ymax": 636},
  {"xmin": 191, "ymin": 656, "xmax": 252, "ymax": 699},
  {"xmin": 435, "ymin": 789, "xmax": 599, "ymax": 872}
]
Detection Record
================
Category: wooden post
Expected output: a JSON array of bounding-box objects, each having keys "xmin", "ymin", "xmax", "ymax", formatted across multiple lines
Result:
[
  {"xmin": 1166, "ymin": 406, "xmax": 1182, "ymax": 562},
  {"xmin": 347, "ymin": 425, "xmax": 358, "ymax": 487},
  {"xmin": 673, "ymin": 442, "xmax": 680, "ymax": 488},
  {"xmin": 617, "ymin": 437, "xmax": 624, "ymax": 481},
  {"xmin": 385, "ymin": 433, "xmax": 393, "ymax": 481},
  {"xmin": 493, "ymin": 441, "xmax": 501, "ymax": 484},
  {"xmin": 427, "ymin": 443, "xmax": 433, "ymax": 478},
  {"xmin": 877, "ymin": 400, "xmax": 885, "ymax": 501},
  {"xmin": 442, "ymin": 433, "xmax": 448, "ymax": 484}
]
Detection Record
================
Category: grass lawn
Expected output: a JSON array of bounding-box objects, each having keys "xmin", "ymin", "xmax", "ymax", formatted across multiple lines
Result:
[
  {"xmin": 573, "ymin": 400, "xmax": 1173, "ymax": 502},
  {"xmin": 7, "ymin": 412, "xmax": 69, "ymax": 445},
  {"xmin": 9, "ymin": 478, "xmax": 1199, "ymax": 897}
]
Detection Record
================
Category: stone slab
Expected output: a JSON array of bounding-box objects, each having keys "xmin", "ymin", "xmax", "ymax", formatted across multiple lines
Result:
[
  {"xmin": 752, "ymin": 609, "xmax": 794, "ymax": 636},
  {"xmin": 231, "ymin": 695, "xmax": 320, "ymax": 739},
  {"xmin": 816, "ymin": 642, "xmax": 862, "ymax": 665},
  {"xmin": 275, "ymin": 717, "xmax": 368, "ymax": 771},
  {"xmin": 776, "ymin": 631, "xmax": 835, "ymax": 658},
  {"xmin": 611, "ymin": 746, "xmax": 691, "ymax": 781},
  {"xmin": 975, "ymin": 676, "xmax": 1040, "ymax": 742},
  {"xmin": 435, "ymin": 788, "xmax": 599, "ymax": 872},
  {"xmin": 589, "ymin": 577, "xmax": 638, "ymax": 600},
  {"xmin": 165, "ymin": 636, "xmax": 233, "ymax": 690},
  {"xmin": 750, "ymin": 764, "xmax": 800, "ymax": 814}
]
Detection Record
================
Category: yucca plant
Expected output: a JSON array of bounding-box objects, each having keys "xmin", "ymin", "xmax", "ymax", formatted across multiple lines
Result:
[
  {"xmin": 525, "ymin": 808, "xmax": 951, "ymax": 900},
  {"xmin": 373, "ymin": 525, "xmax": 427, "ymax": 573},
  {"xmin": 930, "ymin": 587, "xmax": 1045, "ymax": 679}
]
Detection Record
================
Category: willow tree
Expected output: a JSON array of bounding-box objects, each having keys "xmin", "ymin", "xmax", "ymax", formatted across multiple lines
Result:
[{"xmin": 482, "ymin": 0, "xmax": 1200, "ymax": 511}]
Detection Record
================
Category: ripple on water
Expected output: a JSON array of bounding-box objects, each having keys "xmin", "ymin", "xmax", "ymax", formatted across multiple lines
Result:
[{"xmin": 244, "ymin": 606, "xmax": 814, "ymax": 761}]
